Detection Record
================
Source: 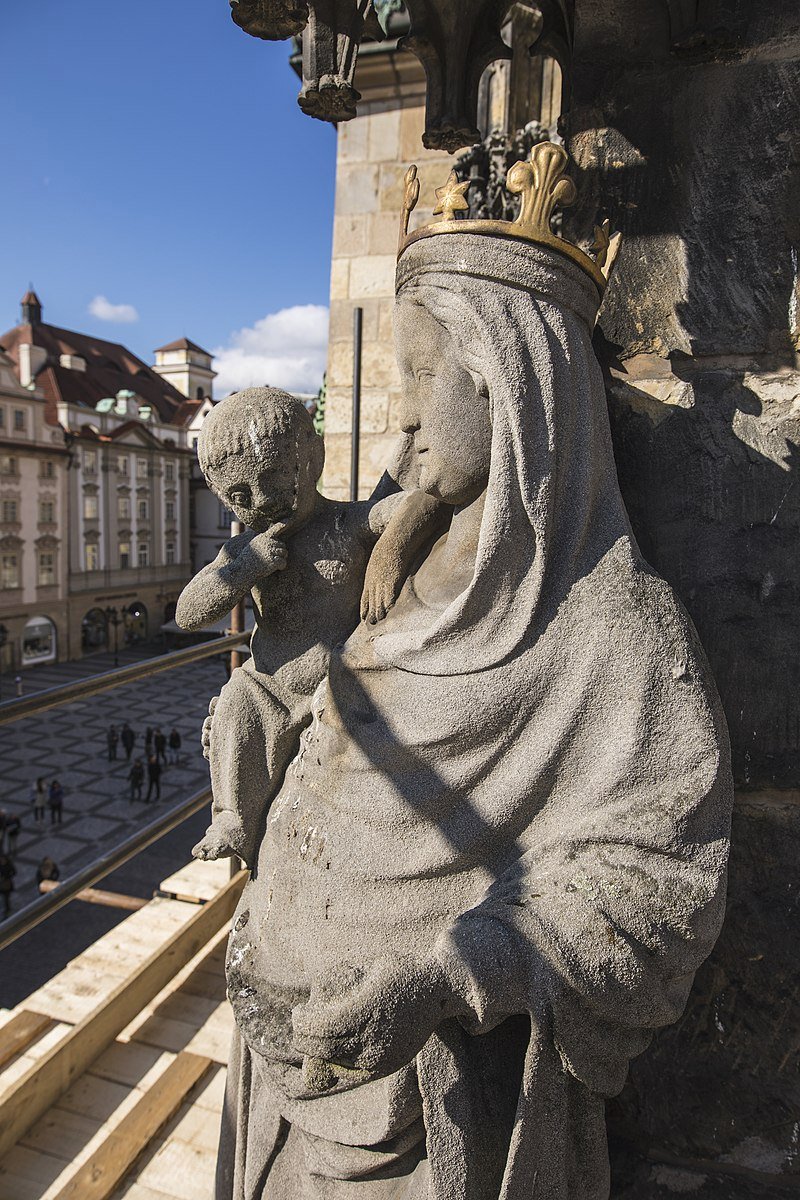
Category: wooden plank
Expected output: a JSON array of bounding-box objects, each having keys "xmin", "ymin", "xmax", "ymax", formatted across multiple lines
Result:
[
  {"xmin": 0, "ymin": 1012, "xmax": 56, "ymax": 1071},
  {"xmin": 158, "ymin": 860, "xmax": 231, "ymax": 905},
  {"xmin": 50, "ymin": 1051, "xmax": 212, "ymax": 1200},
  {"xmin": 0, "ymin": 870, "xmax": 245, "ymax": 1162},
  {"xmin": 38, "ymin": 881, "xmax": 148, "ymax": 912}
]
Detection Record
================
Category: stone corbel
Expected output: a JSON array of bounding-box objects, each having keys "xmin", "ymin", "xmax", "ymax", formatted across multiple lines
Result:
[{"xmin": 402, "ymin": 0, "xmax": 514, "ymax": 152}]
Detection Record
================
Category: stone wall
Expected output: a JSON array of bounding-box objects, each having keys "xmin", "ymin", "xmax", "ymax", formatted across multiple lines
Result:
[{"xmin": 323, "ymin": 101, "xmax": 456, "ymax": 499}]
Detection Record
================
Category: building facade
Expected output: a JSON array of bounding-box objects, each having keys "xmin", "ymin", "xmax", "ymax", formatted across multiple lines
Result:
[
  {"xmin": 0, "ymin": 292, "xmax": 214, "ymax": 662},
  {"xmin": 0, "ymin": 346, "xmax": 69, "ymax": 675}
]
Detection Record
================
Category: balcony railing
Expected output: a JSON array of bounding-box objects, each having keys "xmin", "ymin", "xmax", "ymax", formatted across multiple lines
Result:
[{"xmin": 68, "ymin": 561, "xmax": 193, "ymax": 591}]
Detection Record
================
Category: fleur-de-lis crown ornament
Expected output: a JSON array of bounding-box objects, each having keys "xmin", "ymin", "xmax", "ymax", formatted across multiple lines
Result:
[{"xmin": 397, "ymin": 143, "xmax": 620, "ymax": 295}]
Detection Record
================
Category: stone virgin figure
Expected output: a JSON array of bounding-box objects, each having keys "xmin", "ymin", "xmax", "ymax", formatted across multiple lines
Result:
[{"xmin": 215, "ymin": 145, "xmax": 732, "ymax": 1199}]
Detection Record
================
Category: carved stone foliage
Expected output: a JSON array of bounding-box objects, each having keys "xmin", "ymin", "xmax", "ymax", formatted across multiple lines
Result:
[{"xmin": 454, "ymin": 121, "xmax": 551, "ymax": 220}]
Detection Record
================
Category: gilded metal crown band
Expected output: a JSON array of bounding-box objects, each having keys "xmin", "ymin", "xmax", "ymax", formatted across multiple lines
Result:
[{"xmin": 397, "ymin": 142, "xmax": 620, "ymax": 296}]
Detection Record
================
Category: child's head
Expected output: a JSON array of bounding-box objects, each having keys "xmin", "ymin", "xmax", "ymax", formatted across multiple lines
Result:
[{"xmin": 198, "ymin": 387, "xmax": 325, "ymax": 532}]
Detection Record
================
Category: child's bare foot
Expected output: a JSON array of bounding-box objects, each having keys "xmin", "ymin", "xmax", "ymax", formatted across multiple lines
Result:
[{"xmin": 192, "ymin": 828, "xmax": 236, "ymax": 861}]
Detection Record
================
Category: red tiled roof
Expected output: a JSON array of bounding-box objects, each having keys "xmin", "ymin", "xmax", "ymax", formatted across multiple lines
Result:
[
  {"xmin": 0, "ymin": 320, "xmax": 195, "ymax": 427},
  {"xmin": 153, "ymin": 336, "xmax": 213, "ymax": 357}
]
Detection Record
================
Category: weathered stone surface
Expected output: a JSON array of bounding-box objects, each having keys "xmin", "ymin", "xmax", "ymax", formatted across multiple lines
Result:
[
  {"xmin": 606, "ymin": 357, "xmax": 800, "ymax": 787},
  {"xmin": 609, "ymin": 791, "xmax": 800, "ymax": 1180}
]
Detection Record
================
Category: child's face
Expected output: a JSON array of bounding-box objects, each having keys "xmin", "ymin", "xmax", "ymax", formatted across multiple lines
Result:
[{"xmin": 208, "ymin": 445, "xmax": 298, "ymax": 533}]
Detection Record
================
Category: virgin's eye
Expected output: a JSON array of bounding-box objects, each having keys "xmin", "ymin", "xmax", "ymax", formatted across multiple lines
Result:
[{"xmin": 417, "ymin": 370, "xmax": 435, "ymax": 384}]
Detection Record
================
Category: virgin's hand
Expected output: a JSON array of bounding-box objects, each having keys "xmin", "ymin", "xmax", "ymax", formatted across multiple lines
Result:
[{"xmin": 291, "ymin": 956, "xmax": 457, "ymax": 1089}]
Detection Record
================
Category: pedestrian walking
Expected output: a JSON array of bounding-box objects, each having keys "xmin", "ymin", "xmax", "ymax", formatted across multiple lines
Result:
[
  {"xmin": 145, "ymin": 755, "xmax": 162, "ymax": 803},
  {"xmin": 168, "ymin": 727, "xmax": 182, "ymax": 765},
  {"xmin": 31, "ymin": 777, "xmax": 47, "ymax": 823},
  {"xmin": 0, "ymin": 808, "xmax": 6, "ymax": 854},
  {"xmin": 5, "ymin": 812, "xmax": 20, "ymax": 856},
  {"xmin": 121, "ymin": 722, "xmax": 136, "ymax": 761},
  {"xmin": 0, "ymin": 853, "xmax": 16, "ymax": 918},
  {"xmin": 145, "ymin": 726, "xmax": 154, "ymax": 755},
  {"xmin": 36, "ymin": 856, "xmax": 60, "ymax": 886},
  {"xmin": 48, "ymin": 779, "xmax": 64, "ymax": 825},
  {"xmin": 107, "ymin": 724, "xmax": 119, "ymax": 762},
  {"xmin": 154, "ymin": 728, "xmax": 167, "ymax": 766},
  {"xmin": 129, "ymin": 759, "xmax": 144, "ymax": 802}
]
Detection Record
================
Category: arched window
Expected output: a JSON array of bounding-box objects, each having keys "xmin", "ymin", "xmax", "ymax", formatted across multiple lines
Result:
[
  {"xmin": 23, "ymin": 615, "xmax": 57, "ymax": 664},
  {"xmin": 82, "ymin": 607, "xmax": 108, "ymax": 652}
]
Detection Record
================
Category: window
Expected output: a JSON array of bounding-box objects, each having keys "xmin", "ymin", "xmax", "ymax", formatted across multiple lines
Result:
[
  {"xmin": 85, "ymin": 543, "xmax": 99, "ymax": 571},
  {"xmin": 0, "ymin": 409, "xmax": 5, "ymax": 428},
  {"xmin": 119, "ymin": 541, "xmax": 131, "ymax": 569},
  {"xmin": 165, "ymin": 462, "xmax": 175, "ymax": 482},
  {"xmin": 2, "ymin": 500, "xmax": 18, "ymax": 523},
  {"xmin": 218, "ymin": 502, "xmax": 233, "ymax": 530},
  {"xmin": 137, "ymin": 498, "xmax": 149, "ymax": 521},
  {"xmin": 1, "ymin": 554, "xmax": 19, "ymax": 588},
  {"xmin": 137, "ymin": 457, "xmax": 148, "ymax": 480},
  {"xmin": 83, "ymin": 494, "xmax": 99, "ymax": 520},
  {"xmin": 13, "ymin": 409, "xmax": 25, "ymax": 431},
  {"xmin": 196, "ymin": 386, "xmax": 204, "ymax": 399},
  {"xmin": 37, "ymin": 551, "xmax": 55, "ymax": 586},
  {"xmin": 0, "ymin": 455, "xmax": 17, "ymax": 476},
  {"xmin": 84, "ymin": 449, "xmax": 97, "ymax": 473},
  {"xmin": 137, "ymin": 542, "xmax": 149, "ymax": 568},
  {"xmin": 39, "ymin": 500, "xmax": 55, "ymax": 523},
  {"xmin": 118, "ymin": 496, "xmax": 130, "ymax": 521},
  {"xmin": 165, "ymin": 541, "xmax": 175, "ymax": 565},
  {"xmin": 165, "ymin": 500, "xmax": 175, "ymax": 521},
  {"xmin": 117, "ymin": 456, "xmax": 129, "ymax": 476},
  {"xmin": 41, "ymin": 460, "xmax": 54, "ymax": 479}
]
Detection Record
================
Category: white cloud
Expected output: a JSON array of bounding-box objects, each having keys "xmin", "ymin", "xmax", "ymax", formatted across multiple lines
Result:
[
  {"xmin": 212, "ymin": 304, "xmax": 329, "ymax": 398},
  {"xmin": 88, "ymin": 294, "xmax": 139, "ymax": 323}
]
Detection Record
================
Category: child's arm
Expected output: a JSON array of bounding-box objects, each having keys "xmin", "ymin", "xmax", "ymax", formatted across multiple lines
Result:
[
  {"xmin": 176, "ymin": 530, "xmax": 287, "ymax": 632},
  {"xmin": 361, "ymin": 491, "xmax": 450, "ymax": 623}
]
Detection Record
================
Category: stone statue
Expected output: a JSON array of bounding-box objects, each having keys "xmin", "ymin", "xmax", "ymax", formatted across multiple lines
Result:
[
  {"xmin": 176, "ymin": 386, "xmax": 442, "ymax": 868},
  {"xmin": 214, "ymin": 146, "xmax": 733, "ymax": 1199}
]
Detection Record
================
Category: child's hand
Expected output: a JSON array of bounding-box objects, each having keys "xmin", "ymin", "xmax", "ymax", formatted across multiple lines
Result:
[
  {"xmin": 361, "ymin": 539, "xmax": 403, "ymax": 624},
  {"xmin": 245, "ymin": 532, "xmax": 288, "ymax": 574}
]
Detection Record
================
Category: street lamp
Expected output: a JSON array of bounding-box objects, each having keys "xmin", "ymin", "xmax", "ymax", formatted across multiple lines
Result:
[{"xmin": 104, "ymin": 606, "xmax": 127, "ymax": 668}]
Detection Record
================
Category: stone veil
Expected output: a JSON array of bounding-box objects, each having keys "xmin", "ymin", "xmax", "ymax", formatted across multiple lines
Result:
[{"xmin": 215, "ymin": 229, "xmax": 733, "ymax": 1199}]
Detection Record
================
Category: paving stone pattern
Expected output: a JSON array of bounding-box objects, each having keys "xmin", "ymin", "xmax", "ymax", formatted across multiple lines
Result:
[{"xmin": 0, "ymin": 647, "xmax": 230, "ymax": 916}]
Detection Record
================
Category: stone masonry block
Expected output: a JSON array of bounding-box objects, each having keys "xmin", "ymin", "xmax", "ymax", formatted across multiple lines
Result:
[
  {"xmin": 337, "ymin": 118, "xmax": 369, "ymax": 163},
  {"xmin": 362, "ymin": 341, "xmax": 400, "ymax": 390},
  {"xmin": 329, "ymin": 259, "xmax": 350, "ymax": 301},
  {"xmin": 349, "ymin": 255, "xmax": 396, "ymax": 300},
  {"xmin": 332, "ymin": 214, "xmax": 368, "ymax": 258},
  {"xmin": 368, "ymin": 212, "xmax": 400, "ymax": 256},
  {"xmin": 328, "ymin": 341, "xmax": 354, "ymax": 390},
  {"xmin": 336, "ymin": 163, "xmax": 379, "ymax": 215},
  {"xmin": 328, "ymin": 298, "xmax": 380, "ymax": 344},
  {"xmin": 367, "ymin": 110, "xmax": 401, "ymax": 164}
]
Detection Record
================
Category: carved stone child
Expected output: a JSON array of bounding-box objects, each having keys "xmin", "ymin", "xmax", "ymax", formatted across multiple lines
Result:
[{"xmin": 176, "ymin": 386, "xmax": 440, "ymax": 869}]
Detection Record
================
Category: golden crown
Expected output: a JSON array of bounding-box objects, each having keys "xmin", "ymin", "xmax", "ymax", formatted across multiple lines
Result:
[{"xmin": 397, "ymin": 142, "xmax": 619, "ymax": 296}]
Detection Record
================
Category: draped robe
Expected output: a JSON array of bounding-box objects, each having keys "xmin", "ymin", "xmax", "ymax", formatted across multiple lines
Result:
[{"xmin": 216, "ymin": 234, "xmax": 732, "ymax": 1199}]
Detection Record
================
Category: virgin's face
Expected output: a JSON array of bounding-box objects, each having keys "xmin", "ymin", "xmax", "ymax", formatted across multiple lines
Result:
[{"xmin": 394, "ymin": 300, "xmax": 492, "ymax": 506}]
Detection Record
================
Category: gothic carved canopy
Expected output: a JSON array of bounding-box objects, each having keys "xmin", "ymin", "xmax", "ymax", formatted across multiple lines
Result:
[{"xmin": 229, "ymin": 0, "xmax": 576, "ymax": 151}]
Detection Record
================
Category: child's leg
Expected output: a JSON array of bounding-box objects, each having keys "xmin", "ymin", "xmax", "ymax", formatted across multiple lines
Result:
[{"xmin": 197, "ymin": 665, "xmax": 309, "ymax": 869}]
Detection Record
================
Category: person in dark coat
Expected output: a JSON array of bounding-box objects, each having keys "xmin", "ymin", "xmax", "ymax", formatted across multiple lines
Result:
[
  {"xmin": 48, "ymin": 780, "xmax": 64, "ymax": 824},
  {"xmin": 31, "ymin": 777, "xmax": 47, "ymax": 823},
  {"xmin": 5, "ymin": 812, "xmax": 20, "ymax": 856},
  {"xmin": 168, "ymin": 727, "xmax": 182, "ymax": 765},
  {"xmin": 145, "ymin": 755, "xmax": 162, "ymax": 802},
  {"xmin": 36, "ymin": 856, "xmax": 60, "ymax": 886},
  {"xmin": 0, "ymin": 853, "xmax": 16, "ymax": 917},
  {"xmin": 145, "ymin": 726, "xmax": 154, "ymax": 755},
  {"xmin": 154, "ymin": 728, "xmax": 167, "ymax": 766},
  {"xmin": 107, "ymin": 724, "xmax": 119, "ymax": 762},
  {"xmin": 120, "ymin": 723, "xmax": 136, "ymax": 761},
  {"xmin": 129, "ymin": 759, "xmax": 144, "ymax": 802}
]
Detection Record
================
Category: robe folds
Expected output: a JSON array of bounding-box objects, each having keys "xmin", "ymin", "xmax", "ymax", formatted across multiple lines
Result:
[{"xmin": 217, "ymin": 233, "xmax": 732, "ymax": 1200}]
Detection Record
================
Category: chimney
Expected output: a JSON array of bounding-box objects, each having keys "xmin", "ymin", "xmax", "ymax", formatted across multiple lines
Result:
[
  {"xmin": 21, "ymin": 288, "xmax": 42, "ymax": 325},
  {"xmin": 19, "ymin": 343, "xmax": 48, "ymax": 387}
]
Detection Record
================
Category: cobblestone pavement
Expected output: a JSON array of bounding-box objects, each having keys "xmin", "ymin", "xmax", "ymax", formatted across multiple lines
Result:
[{"xmin": 0, "ymin": 646, "xmax": 230, "ymax": 916}]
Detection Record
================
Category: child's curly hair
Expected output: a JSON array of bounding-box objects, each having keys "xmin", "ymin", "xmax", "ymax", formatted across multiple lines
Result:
[{"xmin": 197, "ymin": 387, "xmax": 324, "ymax": 481}]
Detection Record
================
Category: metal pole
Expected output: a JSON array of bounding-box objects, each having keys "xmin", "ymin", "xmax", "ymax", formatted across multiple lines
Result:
[
  {"xmin": 230, "ymin": 518, "xmax": 245, "ymax": 671},
  {"xmin": 351, "ymin": 306, "xmax": 363, "ymax": 502}
]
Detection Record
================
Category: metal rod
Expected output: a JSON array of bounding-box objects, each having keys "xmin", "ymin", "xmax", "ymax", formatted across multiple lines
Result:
[
  {"xmin": 0, "ymin": 786, "xmax": 212, "ymax": 951},
  {"xmin": 0, "ymin": 631, "xmax": 249, "ymax": 727},
  {"xmin": 350, "ymin": 305, "xmax": 363, "ymax": 502}
]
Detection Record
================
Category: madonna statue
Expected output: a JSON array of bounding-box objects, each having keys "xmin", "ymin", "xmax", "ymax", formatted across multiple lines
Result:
[{"xmin": 214, "ymin": 144, "xmax": 732, "ymax": 1199}]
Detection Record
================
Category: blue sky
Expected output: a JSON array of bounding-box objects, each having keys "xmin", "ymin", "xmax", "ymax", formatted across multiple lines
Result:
[{"xmin": 0, "ymin": 0, "xmax": 336, "ymax": 393}]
